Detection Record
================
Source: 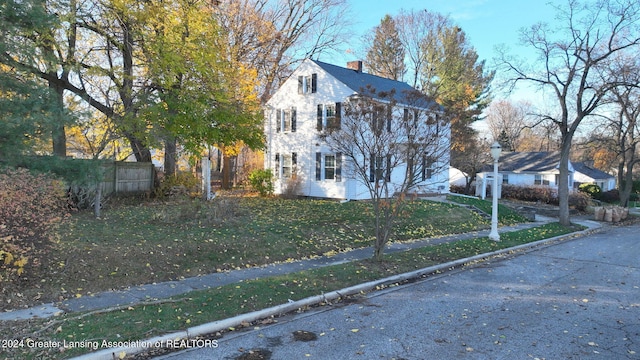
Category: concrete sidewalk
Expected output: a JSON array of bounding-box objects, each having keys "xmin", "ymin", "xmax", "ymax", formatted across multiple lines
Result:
[
  {"xmin": 0, "ymin": 215, "xmax": 599, "ymax": 322},
  {"xmin": 158, "ymin": 221, "xmax": 639, "ymax": 360}
]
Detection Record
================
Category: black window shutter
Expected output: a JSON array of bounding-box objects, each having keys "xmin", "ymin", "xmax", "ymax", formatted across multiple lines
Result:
[
  {"xmin": 298, "ymin": 76, "xmax": 303, "ymax": 94},
  {"xmin": 335, "ymin": 102, "xmax": 341, "ymax": 129},
  {"xmin": 386, "ymin": 106, "xmax": 392, "ymax": 132},
  {"xmin": 336, "ymin": 152, "xmax": 342, "ymax": 182},
  {"xmin": 276, "ymin": 109, "xmax": 281, "ymax": 132},
  {"xmin": 275, "ymin": 153, "xmax": 280, "ymax": 178},
  {"xmin": 404, "ymin": 108, "xmax": 408, "ymax": 122},
  {"xmin": 292, "ymin": 152, "xmax": 297, "ymax": 176},
  {"xmin": 317, "ymin": 104, "xmax": 323, "ymax": 131},
  {"xmin": 369, "ymin": 154, "xmax": 375, "ymax": 182},
  {"xmin": 291, "ymin": 107, "xmax": 296, "ymax": 132},
  {"xmin": 311, "ymin": 73, "xmax": 317, "ymax": 93},
  {"xmin": 316, "ymin": 152, "xmax": 322, "ymax": 180},
  {"xmin": 386, "ymin": 155, "xmax": 391, "ymax": 182}
]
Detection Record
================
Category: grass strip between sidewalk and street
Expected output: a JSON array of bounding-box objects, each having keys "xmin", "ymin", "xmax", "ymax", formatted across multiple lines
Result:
[{"xmin": 4, "ymin": 222, "xmax": 585, "ymax": 359}]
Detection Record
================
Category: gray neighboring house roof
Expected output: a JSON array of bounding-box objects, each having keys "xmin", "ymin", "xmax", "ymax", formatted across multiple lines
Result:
[
  {"xmin": 573, "ymin": 162, "xmax": 614, "ymax": 180},
  {"xmin": 482, "ymin": 151, "xmax": 568, "ymax": 173},
  {"xmin": 313, "ymin": 60, "xmax": 439, "ymax": 109}
]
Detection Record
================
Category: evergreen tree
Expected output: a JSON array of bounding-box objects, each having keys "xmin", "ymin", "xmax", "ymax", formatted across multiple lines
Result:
[
  {"xmin": 365, "ymin": 15, "xmax": 406, "ymax": 81},
  {"xmin": 0, "ymin": 0, "xmax": 66, "ymax": 158}
]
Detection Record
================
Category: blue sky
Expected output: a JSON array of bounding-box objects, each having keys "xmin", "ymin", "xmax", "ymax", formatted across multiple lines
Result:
[
  {"xmin": 320, "ymin": 0, "xmax": 564, "ymax": 101},
  {"xmin": 329, "ymin": 0, "xmax": 561, "ymax": 64}
]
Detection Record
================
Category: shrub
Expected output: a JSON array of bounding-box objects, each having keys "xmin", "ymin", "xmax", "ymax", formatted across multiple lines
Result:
[
  {"xmin": 248, "ymin": 169, "xmax": 274, "ymax": 197},
  {"xmin": 280, "ymin": 175, "xmax": 302, "ymax": 199},
  {"xmin": 578, "ymin": 183, "xmax": 601, "ymax": 198},
  {"xmin": 449, "ymin": 184, "xmax": 466, "ymax": 194},
  {"xmin": 501, "ymin": 184, "xmax": 556, "ymax": 203},
  {"xmin": 155, "ymin": 171, "xmax": 200, "ymax": 198},
  {"xmin": 599, "ymin": 189, "xmax": 620, "ymax": 203},
  {"xmin": 0, "ymin": 168, "xmax": 68, "ymax": 283},
  {"xmin": 568, "ymin": 191, "xmax": 592, "ymax": 211}
]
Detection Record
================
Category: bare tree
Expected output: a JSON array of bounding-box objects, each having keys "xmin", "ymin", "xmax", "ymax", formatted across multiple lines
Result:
[
  {"xmin": 497, "ymin": 0, "xmax": 640, "ymax": 225},
  {"xmin": 325, "ymin": 87, "xmax": 448, "ymax": 261},
  {"xmin": 395, "ymin": 9, "xmax": 451, "ymax": 89},
  {"xmin": 216, "ymin": 0, "xmax": 352, "ymax": 104},
  {"xmin": 485, "ymin": 100, "xmax": 534, "ymax": 151},
  {"xmin": 590, "ymin": 55, "xmax": 640, "ymax": 206}
]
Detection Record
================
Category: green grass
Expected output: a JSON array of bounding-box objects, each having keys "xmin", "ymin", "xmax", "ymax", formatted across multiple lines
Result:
[
  {"xmin": 2, "ymin": 220, "xmax": 584, "ymax": 359},
  {"xmin": 447, "ymin": 194, "xmax": 527, "ymax": 225},
  {"xmin": 10, "ymin": 197, "xmax": 505, "ymax": 309}
]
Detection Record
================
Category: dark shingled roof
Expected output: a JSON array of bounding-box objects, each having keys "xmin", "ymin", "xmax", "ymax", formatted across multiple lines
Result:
[
  {"xmin": 483, "ymin": 152, "xmax": 564, "ymax": 173},
  {"xmin": 573, "ymin": 162, "xmax": 614, "ymax": 180},
  {"xmin": 313, "ymin": 60, "xmax": 439, "ymax": 109}
]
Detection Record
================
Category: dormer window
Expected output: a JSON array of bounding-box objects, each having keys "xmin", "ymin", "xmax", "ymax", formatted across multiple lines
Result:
[{"xmin": 298, "ymin": 74, "xmax": 317, "ymax": 94}]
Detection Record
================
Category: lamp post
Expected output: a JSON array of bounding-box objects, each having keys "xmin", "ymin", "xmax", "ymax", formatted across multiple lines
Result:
[{"xmin": 489, "ymin": 142, "xmax": 502, "ymax": 241}]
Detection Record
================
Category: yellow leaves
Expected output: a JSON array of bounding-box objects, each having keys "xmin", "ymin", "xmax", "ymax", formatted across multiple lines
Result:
[
  {"xmin": 1, "ymin": 250, "xmax": 14, "ymax": 265},
  {"xmin": 0, "ymin": 250, "xmax": 28, "ymax": 276}
]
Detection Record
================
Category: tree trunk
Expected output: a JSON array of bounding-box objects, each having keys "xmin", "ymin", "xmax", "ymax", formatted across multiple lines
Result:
[
  {"xmin": 49, "ymin": 81, "xmax": 67, "ymax": 157},
  {"xmin": 124, "ymin": 133, "xmax": 152, "ymax": 162},
  {"xmin": 558, "ymin": 137, "xmax": 572, "ymax": 226},
  {"xmin": 164, "ymin": 137, "xmax": 177, "ymax": 177},
  {"xmin": 221, "ymin": 154, "xmax": 233, "ymax": 190}
]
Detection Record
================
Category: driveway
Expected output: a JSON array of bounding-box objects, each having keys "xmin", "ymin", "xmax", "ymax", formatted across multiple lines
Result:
[{"xmin": 156, "ymin": 223, "xmax": 640, "ymax": 360}]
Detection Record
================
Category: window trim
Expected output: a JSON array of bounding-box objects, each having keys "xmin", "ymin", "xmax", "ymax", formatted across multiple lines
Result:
[
  {"xmin": 275, "ymin": 152, "xmax": 297, "ymax": 179},
  {"xmin": 276, "ymin": 107, "xmax": 296, "ymax": 133},
  {"xmin": 315, "ymin": 152, "xmax": 342, "ymax": 182},
  {"xmin": 298, "ymin": 74, "xmax": 317, "ymax": 94},
  {"xmin": 317, "ymin": 102, "xmax": 342, "ymax": 131}
]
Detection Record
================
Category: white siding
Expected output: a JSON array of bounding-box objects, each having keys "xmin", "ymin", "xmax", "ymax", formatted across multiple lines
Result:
[{"xmin": 265, "ymin": 59, "xmax": 450, "ymax": 199}]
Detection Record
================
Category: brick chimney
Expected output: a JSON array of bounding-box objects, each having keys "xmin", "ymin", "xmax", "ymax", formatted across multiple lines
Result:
[{"xmin": 347, "ymin": 60, "xmax": 363, "ymax": 73}]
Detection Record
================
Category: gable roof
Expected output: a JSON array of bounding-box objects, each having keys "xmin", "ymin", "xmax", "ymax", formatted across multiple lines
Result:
[
  {"xmin": 483, "ymin": 151, "xmax": 569, "ymax": 173},
  {"xmin": 312, "ymin": 60, "xmax": 439, "ymax": 109},
  {"xmin": 573, "ymin": 162, "xmax": 614, "ymax": 180}
]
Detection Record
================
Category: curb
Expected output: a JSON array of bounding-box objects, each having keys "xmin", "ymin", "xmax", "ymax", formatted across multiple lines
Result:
[{"xmin": 70, "ymin": 222, "xmax": 602, "ymax": 360}]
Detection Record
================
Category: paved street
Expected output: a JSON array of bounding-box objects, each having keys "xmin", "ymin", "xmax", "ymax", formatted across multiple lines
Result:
[{"xmin": 157, "ymin": 223, "xmax": 640, "ymax": 360}]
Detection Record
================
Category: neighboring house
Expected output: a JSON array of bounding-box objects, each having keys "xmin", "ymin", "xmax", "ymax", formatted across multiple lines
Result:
[
  {"xmin": 264, "ymin": 59, "xmax": 450, "ymax": 200},
  {"xmin": 573, "ymin": 162, "xmax": 616, "ymax": 191},
  {"xmin": 476, "ymin": 151, "xmax": 574, "ymax": 197},
  {"xmin": 449, "ymin": 166, "xmax": 468, "ymax": 187}
]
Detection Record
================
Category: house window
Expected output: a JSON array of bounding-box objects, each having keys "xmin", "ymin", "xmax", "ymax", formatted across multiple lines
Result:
[
  {"xmin": 502, "ymin": 174, "xmax": 509, "ymax": 184},
  {"xmin": 403, "ymin": 108, "xmax": 419, "ymax": 128},
  {"xmin": 325, "ymin": 155, "xmax": 335, "ymax": 180},
  {"xmin": 371, "ymin": 105, "xmax": 391, "ymax": 134},
  {"xmin": 275, "ymin": 152, "xmax": 297, "ymax": 178},
  {"xmin": 422, "ymin": 156, "xmax": 435, "ymax": 181},
  {"xmin": 298, "ymin": 74, "xmax": 317, "ymax": 94},
  {"xmin": 535, "ymin": 174, "xmax": 550, "ymax": 185},
  {"xmin": 316, "ymin": 103, "xmax": 342, "ymax": 131},
  {"xmin": 315, "ymin": 152, "xmax": 342, "ymax": 181},
  {"xmin": 369, "ymin": 154, "xmax": 390, "ymax": 182},
  {"xmin": 276, "ymin": 107, "xmax": 296, "ymax": 133}
]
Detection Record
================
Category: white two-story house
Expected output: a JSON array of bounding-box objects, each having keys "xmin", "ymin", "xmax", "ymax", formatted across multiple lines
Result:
[{"xmin": 264, "ymin": 59, "xmax": 450, "ymax": 200}]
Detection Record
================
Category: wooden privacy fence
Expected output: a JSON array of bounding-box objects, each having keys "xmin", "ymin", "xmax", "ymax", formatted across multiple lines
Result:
[{"xmin": 100, "ymin": 161, "xmax": 155, "ymax": 195}]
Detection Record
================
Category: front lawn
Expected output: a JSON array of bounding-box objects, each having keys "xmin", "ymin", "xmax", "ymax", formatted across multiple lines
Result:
[{"xmin": 5, "ymin": 196, "xmax": 526, "ymax": 312}]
